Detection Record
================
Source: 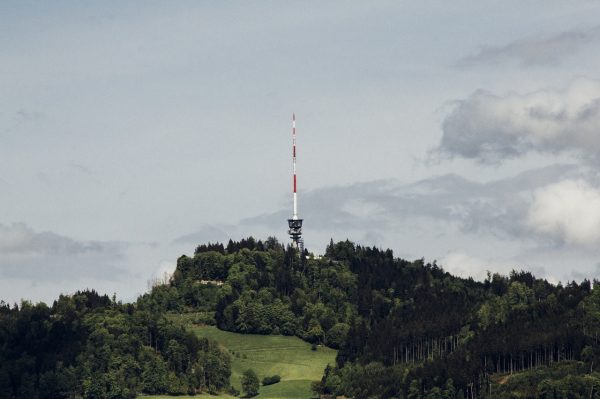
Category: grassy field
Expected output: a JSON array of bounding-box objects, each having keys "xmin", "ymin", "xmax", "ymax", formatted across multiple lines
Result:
[
  {"xmin": 138, "ymin": 395, "xmax": 236, "ymax": 399},
  {"xmin": 192, "ymin": 325, "xmax": 337, "ymax": 399}
]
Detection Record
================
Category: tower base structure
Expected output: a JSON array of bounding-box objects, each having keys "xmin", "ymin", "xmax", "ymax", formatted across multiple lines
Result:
[{"xmin": 288, "ymin": 218, "xmax": 303, "ymax": 252}]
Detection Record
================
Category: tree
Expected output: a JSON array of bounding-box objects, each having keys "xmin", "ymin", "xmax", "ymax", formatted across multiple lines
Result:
[
  {"xmin": 582, "ymin": 346, "xmax": 596, "ymax": 373},
  {"xmin": 425, "ymin": 387, "xmax": 443, "ymax": 399},
  {"xmin": 141, "ymin": 354, "xmax": 169, "ymax": 394},
  {"xmin": 82, "ymin": 374, "xmax": 107, "ymax": 399},
  {"xmin": 443, "ymin": 378, "xmax": 456, "ymax": 399},
  {"xmin": 241, "ymin": 369, "xmax": 260, "ymax": 397},
  {"xmin": 200, "ymin": 340, "xmax": 231, "ymax": 391},
  {"xmin": 408, "ymin": 379, "xmax": 421, "ymax": 399},
  {"xmin": 18, "ymin": 372, "xmax": 37, "ymax": 399},
  {"xmin": 166, "ymin": 339, "xmax": 188, "ymax": 374},
  {"xmin": 325, "ymin": 323, "xmax": 350, "ymax": 349},
  {"xmin": 306, "ymin": 318, "xmax": 324, "ymax": 343},
  {"xmin": 0, "ymin": 367, "xmax": 11, "ymax": 399}
]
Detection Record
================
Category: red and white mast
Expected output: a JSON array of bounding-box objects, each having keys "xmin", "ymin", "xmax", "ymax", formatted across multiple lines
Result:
[
  {"xmin": 292, "ymin": 113, "xmax": 298, "ymax": 220},
  {"xmin": 288, "ymin": 113, "xmax": 303, "ymax": 250}
]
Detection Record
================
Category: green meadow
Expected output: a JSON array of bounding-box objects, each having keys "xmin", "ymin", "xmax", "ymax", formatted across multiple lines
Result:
[
  {"xmin": 192, "ymin": 325, "xmax": 336, "ymax": 399},
  {"xmin": 138, "ymin": 395, "xmax": 236, "ymax": 399}
]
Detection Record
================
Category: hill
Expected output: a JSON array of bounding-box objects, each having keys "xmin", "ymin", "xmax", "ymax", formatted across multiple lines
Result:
[
  {"xmin": 3, "ymin": 237, "xmax": 600, "ymax": 398},
  {"xmin": 140, "ymin": 237, "xmax": 600, "ymax": 398}
]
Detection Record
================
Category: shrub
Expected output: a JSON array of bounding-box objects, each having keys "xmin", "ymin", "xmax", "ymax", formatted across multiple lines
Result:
[
  {"xmin": 262, "ymin": 375, "xmax": 281, "ymax": 386},
  {"xmin": 227, "ymin": 386, "xmax": 240, "ymax": 396},
  {"xmin": 241, "ymin": 369, "xmax": 260, "ymax": 397},
  {"xmin": 195, "ymin": 312, "xmax": 216, "ymax": 325}
]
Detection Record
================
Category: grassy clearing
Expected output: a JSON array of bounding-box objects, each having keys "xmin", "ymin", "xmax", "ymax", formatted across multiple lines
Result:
[
  {"xmin": 138, "ymin": 395, "xmax": 236, "ymax": 399},
  {"xmin": 192, "ymin": 325, "xmax": 337, "ymax": 398},
  {"xmin": 256, "ymin": 379, "xmax": 316, "ymax": 399}
]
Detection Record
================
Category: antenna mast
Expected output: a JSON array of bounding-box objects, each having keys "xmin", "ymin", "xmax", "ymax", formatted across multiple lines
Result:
[{"xmin": 288, "ymin": 113, "xmax": 303, "ymax": 251}]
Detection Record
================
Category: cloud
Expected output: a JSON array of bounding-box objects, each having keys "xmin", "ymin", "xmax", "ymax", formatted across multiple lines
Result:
[
  {"xmin": 0, "ymin": 222, "xmax": 114, "ymax": 255},
  {"xmin": 177, "ymin": 166, "xmax": 600, "ymax": 284},
  {"xmin": 441, "ymin": 251, "xmax": 516, "ymax": 281},
  {"xmin": 0, "ymin": 223, "xmax": 129, "ymax": 282},
  {"xmin": 1, "ymin": 109, "xmax": 45, "ymax": 135},
  {"xmin": 148, "ymin": 260, "xmax": 176, "ymax": 287},
  {"xmin": 437, "ymin": 78, "xmax": 600, "ymax": 163},
  {"xmin": 233, "ymin": 164, "xmax": 579, "ymax": 243},
  {"xmin": 459, "ymin": 26, "xmax": 600, "ymax": 66},
  {"xmin": 441, "ymin": 250, "xmax": 552, "ymax": 282},
  {"xmin": 172, "ymin": 224, "xmax": 232, "ymax": 245},
  {"xmin": 527, "ymin": 179, "xmax": 600, "ymax": 247},
  {"xmin": 70, "ymin": 162, "xmax": 93, "ymax": 175}
]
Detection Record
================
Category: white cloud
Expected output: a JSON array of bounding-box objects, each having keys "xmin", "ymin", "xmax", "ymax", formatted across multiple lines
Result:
[
  {"xmin": 440, "ymin": 250, "xmax": 559, "ymax": 283},
  {"xmin": 527, "ymin": 179, "xmax": 600, "ymax": 246},
  {"xmin": 173, "ymin": 224, "xmax": 232, "ymax": 245},
  {"xmin": 441, "ymin": 251, "xmax": 515, "ymax": 281},
  {"xmin": 438, "ymin": 78, "xmax": 600, "ymax": 163},
  {"xmin": 154, "ymin": 260, "xmax": 176, "ymax": 284}
]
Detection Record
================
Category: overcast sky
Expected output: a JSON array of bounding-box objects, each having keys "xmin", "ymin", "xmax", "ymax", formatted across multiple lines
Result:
[{"xmin": 4, "ymin": 1, "xmax": 600, "ymax": 304}]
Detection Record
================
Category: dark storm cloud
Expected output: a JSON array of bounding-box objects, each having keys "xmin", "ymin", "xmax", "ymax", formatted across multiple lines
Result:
[
  {"xmin": 459, "ymin": 26, "xmax": 600, "ymax": 66},
  {"xmin": 436, "ymin": 79, "xmax": 600, "ymax": 163}
]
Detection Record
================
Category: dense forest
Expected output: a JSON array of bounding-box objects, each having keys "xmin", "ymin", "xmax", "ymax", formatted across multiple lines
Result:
[
  {"xmin": 142, "ymin": 237, "xmax": 600, "ymax": 398},
  {"xmin": 3, "ymin": 237, "xmax": 600, "ymax": 398},
  {"xmin": 0, "ymin": 290, "xmax": 232, "ymax": 398}
]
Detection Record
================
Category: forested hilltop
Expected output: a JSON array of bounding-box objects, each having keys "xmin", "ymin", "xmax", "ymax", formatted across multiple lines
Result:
[
  {"xmin": 2, "ymin": 237, "xmax": 600, "ymax": 398},
  {"xmin": 142, "ymin": 238, "xmax": 600, "ymax": 398}
]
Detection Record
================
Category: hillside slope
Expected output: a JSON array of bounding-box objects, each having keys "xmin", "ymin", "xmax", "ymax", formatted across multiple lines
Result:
[
  {"xmin": 140, "ymin": 238, "xmax": 600, "ymax": 398},
  {"xmin": 193, "ymin": 325, "xmax": 336, "ymax": 398}
]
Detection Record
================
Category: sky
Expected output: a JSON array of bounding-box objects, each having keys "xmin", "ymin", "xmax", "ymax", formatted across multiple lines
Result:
[{"xmin": 3, "ymin": 1, "xmax": 600, "ymax": 304}]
